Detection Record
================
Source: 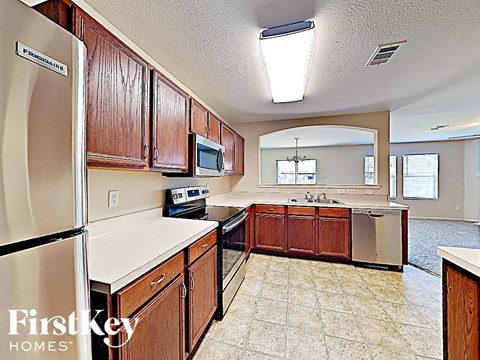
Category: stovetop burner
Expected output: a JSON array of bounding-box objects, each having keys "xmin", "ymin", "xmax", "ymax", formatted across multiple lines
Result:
[{"xmin": 204, "ymin": 206, "xmax": 245, "ymax": 223}]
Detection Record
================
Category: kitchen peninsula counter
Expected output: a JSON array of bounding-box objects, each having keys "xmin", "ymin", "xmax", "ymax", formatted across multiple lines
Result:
[
  {"xmin": 207, "ymin": 192, "xmax": 409, "ymax": 210},
  {"xmin": 87, "ymin": 209, "xmax": 217, "ymax": 293}
]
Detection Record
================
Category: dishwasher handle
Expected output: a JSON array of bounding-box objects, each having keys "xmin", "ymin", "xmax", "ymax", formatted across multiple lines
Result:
[{"xmin": 368, "ymin": 214, "xmax": 385, "ymax": 218}]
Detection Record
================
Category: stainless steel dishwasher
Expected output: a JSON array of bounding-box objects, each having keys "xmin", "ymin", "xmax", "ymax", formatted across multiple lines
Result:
[{"xmin": 352, "ymin": 208, "xmax": 403, "ymax": 270}]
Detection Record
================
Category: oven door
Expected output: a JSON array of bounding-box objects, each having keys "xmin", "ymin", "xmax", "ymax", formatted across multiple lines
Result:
[
  {"xmin": 195, "ymin": 134, "xmax": 225, "ymax": 177},
  {"xmin": 221, "ymin": 211, "xmax": 247, "ymax": 291}
]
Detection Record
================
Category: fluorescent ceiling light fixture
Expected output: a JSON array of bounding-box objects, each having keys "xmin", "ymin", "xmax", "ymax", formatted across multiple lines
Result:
[{"xmin": 260, "ymin": 21, "xmax": 315, "ymax": 103}]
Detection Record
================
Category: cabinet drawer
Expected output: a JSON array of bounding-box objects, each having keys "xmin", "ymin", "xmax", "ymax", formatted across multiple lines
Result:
[
  {"xmin": 116, "ymin": 251, "xmax": 184, "ymax": 318},
  {"xmin": 255, "ymin": 204, "xmax": 284, "ymax": 214},
  {"xmin": 188, "ymin": 230, "xmax": 217, "ymax": 265},
  {"xmin": 287, "ymin": 206, "xmax": 315, "ymax": 216},
  {"xmin": 318, "ymin": 207, "xmax": 350, "ymax": 218}
]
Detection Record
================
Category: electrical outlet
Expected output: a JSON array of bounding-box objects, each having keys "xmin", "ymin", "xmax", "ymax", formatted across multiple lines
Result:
[
  {"xmin": 365, "ymin": 189, "xmax": 374, "ymax": 195},
  {"xmin": 347, "ymin": 189, "xmax": 356, "ymax": 195},
  {"xmin": 455, "ymin": 205, "xmax": 461, "ymax": 211},
  {"xmin": 337, "ymin": 189, "xmax": 346, "ymax": 194},
  {"xmin": 108, "ymin": 190, "xmax": 120, "ymax": 208},
  {"xmin": 320, "ymin": 174, "xmax": 326, "ymax": 179},
  {"xmin": 270, "ymin": 188, "xmax": 277, "ymax": 193}
]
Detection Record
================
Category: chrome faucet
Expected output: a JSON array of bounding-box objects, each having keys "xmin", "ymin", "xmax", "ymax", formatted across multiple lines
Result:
[
  {"xmin": 305, "ymin": 191, "xmax": 314, "ymax": 202},
  {"xmin": 317, "ymin": 192, "xmax": 327, "ymax": 202}
]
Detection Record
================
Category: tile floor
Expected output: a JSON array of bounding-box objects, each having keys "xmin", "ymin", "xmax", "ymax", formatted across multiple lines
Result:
[{"xmin": 194, "ymin": 254, "xmax": 443, "ymax": 360}]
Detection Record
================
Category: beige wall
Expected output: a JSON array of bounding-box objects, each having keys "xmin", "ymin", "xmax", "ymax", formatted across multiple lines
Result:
[
  {"xmin": 464, "ymin": 139, "xmax": 480, "ymax": 221},
  {"xmin": 391, "ymin": 141, "xmax": 465, "ymax": 219},
  {"xmin": 88, "ymin": 169, "xmax": 230, "ymax": 222},
  {"xmin": 261, "ymin": 145, "xmax": 374, "ymax": 185},
  {"xmin": 231, "ymin": 112, "xmax": 390, "ymax": 195}
]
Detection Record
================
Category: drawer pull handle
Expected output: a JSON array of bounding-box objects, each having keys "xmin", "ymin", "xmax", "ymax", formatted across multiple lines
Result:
[
  {"xmin": 150, "ymin": 274, "xmax": 166, "ymax": 287},
  {"xmin": 181, "ymin": 282, "xmax": 187, "ymax": 299},
  {"xmin": 201, "ymin": 243, "xmax": 209, "ymax": 248}
]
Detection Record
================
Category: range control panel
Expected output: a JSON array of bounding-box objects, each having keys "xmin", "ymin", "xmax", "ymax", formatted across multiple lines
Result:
[{"xmin": 169, "ymin": 185, "xmax": 209, "ymax": 205}]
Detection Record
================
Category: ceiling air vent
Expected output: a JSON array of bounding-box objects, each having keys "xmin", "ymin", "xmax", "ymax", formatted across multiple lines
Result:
[{"xmin": 365, "ymin": 40, "xmax": 406, "ymax": 67}]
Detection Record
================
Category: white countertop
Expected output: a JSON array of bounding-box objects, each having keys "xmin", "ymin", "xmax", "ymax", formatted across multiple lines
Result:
[
  {"xmin": 88, "ymin": 216, "xmax": 217, "ymax": 294},
  {"xmin": 207, "ymin": 192, "xmax": 408, "ymax": 210},
  {"xmin": 437, "ymin": 247, "xmax": 480, "ymax": 278}
]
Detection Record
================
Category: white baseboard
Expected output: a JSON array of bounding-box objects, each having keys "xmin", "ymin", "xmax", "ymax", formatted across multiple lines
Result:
[{"xmin": 410, "ymin": 216, "xmax": 478, "ymax": 222}]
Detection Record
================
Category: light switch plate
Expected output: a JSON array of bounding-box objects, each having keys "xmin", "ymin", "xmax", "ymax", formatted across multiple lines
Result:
[
  {"xmin": 108, "ymin": 190, "xmax": 120, "ymax": 208},
  {"xmin": 365, "ymin": 189, "xmax": 374, "ymax": 195},
  {"xmin": 337, "ymin": 189, "xmax": 346, "ymax": 194},
  {"xmin": 347, "ymin": 189, "xmax": 356, "ymax": 195}
]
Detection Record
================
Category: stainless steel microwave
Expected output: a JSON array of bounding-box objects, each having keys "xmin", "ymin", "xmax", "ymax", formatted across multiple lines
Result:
[{"xmin": 193, "ymin": 134, "xmax": 225, "ymax": 177}]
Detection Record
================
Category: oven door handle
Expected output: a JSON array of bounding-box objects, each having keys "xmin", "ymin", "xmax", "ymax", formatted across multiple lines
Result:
[{"xmin": 222, "ymin": 212, "xmax": 248, "ymax": 234}]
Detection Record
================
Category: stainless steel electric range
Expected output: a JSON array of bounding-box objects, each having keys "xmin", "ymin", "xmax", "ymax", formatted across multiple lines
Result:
[{"xmin": 165, "ymin": 185, "xmax": 247, "ymax": 319}]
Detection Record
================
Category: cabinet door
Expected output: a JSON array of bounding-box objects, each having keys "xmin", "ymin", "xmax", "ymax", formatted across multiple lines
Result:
[
  {"xmin": 118, "ymin": 275, "xmax": 186, "ymax": 360},
  {"xmin": 444, "ymin": 262, "xmax": 480, "ymax": 360},
  {"xmin": 151, "ymin": 70, "xmax": 189, "ymax": 172},
  {"xmin": 317, "ymin": 217, "xmax": 350, "ymax": 261},
  {"xmin": 34, "ymin": 0, "xmax": 72, "ymax": 29},
  {"xmin": 74, "ymin": 9, "xmax": 149, "ymax": 168},
  {"xmin": 287, "ymin": 215, "xmax": 315, "ymax": 256},
  {"xmin": 255, "ymin": 213, "xmax": 285, "ymax": 252},
  {"xmin": 190, "ymin": 99, "xmax": 208, "ymax": 138},
  {"xmin": 208, "ymin": 113, "xmax": 221, "ymax": 143},
  {"xmin": 234, "ymin": 133, "xmax": 245, "ymax": 175},
  {"xmin": 188, "ymin": 246, "xmax": 218, "ymax": 351},
  {"xmin": 221, "ymin": 124, "xmax": 235, "ymax": 174}
]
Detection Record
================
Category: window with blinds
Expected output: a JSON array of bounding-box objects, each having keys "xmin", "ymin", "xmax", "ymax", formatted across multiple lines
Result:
[
  {"xmin": 276, "ymin": 159, "xmax": 317, "ymax": 184},
  {"xmin": 402, "ymin": 154, "xmax": 439, "ymax": 200},
  {"xmin": 364, "ymin": 155, "xmax": 397, "ymax": 199}
]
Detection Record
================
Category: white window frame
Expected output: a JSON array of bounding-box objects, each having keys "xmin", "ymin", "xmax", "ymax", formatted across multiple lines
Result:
[
  {"xmin": 364, "ymin": 155, "xmax": 397, "ymax": 199},
  {"xmin": 402, "ymin": 153, "xmax": 439, "ymax": 200},
  {"xmin": 276, "ymin": 159, "xmax": 317, "ymax": 184}
]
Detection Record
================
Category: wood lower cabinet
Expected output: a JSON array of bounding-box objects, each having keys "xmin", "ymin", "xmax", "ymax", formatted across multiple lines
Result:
[
  {"xmin": 443, "ymin": 260, "xmax": 480, "ymax": 360},
  {"xmin": 74, "ymin": 8, "xmax": 150, "ymax": 168},
  {"xmin": 252, "ymin": 205, "xmax": 351, "ymax": 262},
  {"xmin": 287, "ymin": 215, "xmax": 316, "ymax": 256},
  {"xmin": 245, "ymin": 206, "xmax": 254, "ymax": 258},
  {"xmin": 255, "ymin": 213, "xmax": 286, "ymax": 253},
  {"xmin": 317, "ymin": 216, "xmax": 350, "ymax": 261},
  {"xmin": 187, "ymin": 245, "xmax": 218, "ymax": 352},
  {"xmin": 118, "ymin": 275, "xmax": 186, "ymax": 360},
  {"xmin": 151, "ymin": 70, "xmax": 189, "ymax": 172}
]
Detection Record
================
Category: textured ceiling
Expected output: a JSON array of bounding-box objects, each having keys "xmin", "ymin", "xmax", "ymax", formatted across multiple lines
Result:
[
  {"xmin": 260, "ymin": 126, "xmax": 373, "ymax": 148},
  {"xmin": 80, "ymin": 0, "xmax": 480, "ymax": 142}
]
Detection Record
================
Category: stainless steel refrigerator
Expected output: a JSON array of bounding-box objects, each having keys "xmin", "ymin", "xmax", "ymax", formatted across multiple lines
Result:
[{"xmin": 0, "ymin": 0, "xmax": 90, "ymax": 359}]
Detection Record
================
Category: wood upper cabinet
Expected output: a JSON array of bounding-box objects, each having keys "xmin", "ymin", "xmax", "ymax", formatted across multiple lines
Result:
[
  {"xmin": 255, "ymin": 213, "xmax": 286, "ymax": 252},
  {"xmin": 207, "ymin": 113, "xmax": 221, "ymax": 143},
  {"xmin": 234, "ymin": 133, "xmax": 245, "ymax": 175},
  {"xmin": 287, "ymin": 215, "xmax": 316, "ymax": 256},
  {"xmin": 118, "ymin": 275, "xmax": 186, "ymax": 360},
  {"xmin": 74, "ymin": 8, "xmax": 150, "ymax": 168},
  {"xmin": 221, "ymin": 124, "xmax": 235, "ymax": 174},
  {"xmin": 190, "ymin": 99, "xmax": 208, "ymax": 138},
  {"xmin": 187, "ymin": 245, "xmax": 217, "ymax": 352},
  {"xmin": 443, "ymin": 261, "xmax": 480, "ymax": 360},
  {"xmin": 151, "ymin": 70, "xmax": 189, "ymax": 172},
  {"xmin": 317, "ymin": 216, "xmax": 350, "ymax": 261}
]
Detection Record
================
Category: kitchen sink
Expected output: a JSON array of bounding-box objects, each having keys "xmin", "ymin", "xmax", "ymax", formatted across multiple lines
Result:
[{"xmin": 288, "ymin": 198, "xmax": 344, "ymax": 205}]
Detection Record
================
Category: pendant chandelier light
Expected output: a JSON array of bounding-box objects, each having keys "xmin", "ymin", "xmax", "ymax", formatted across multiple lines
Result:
[{"xmin": 287, "ymin": 138, "xmax": 306, "ymax": 163}]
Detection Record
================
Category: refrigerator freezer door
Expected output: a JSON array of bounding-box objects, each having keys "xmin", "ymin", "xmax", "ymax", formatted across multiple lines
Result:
[
  {"xmin": 0, "ymin": 0, "xmax": 87, "ymax": 246},
  {"xmin": 0, "ymin": 233, "xmax": 91, "ymax": 359}
]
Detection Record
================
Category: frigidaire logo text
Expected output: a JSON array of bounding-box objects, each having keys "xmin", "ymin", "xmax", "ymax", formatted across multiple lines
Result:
[
  {"xmin": 21, "ymin": 48, "xmax": 65, "ymax": 72},
  {"xmin": 8, "ymin": 309, "xmax": 139, "ymax": 352}
]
